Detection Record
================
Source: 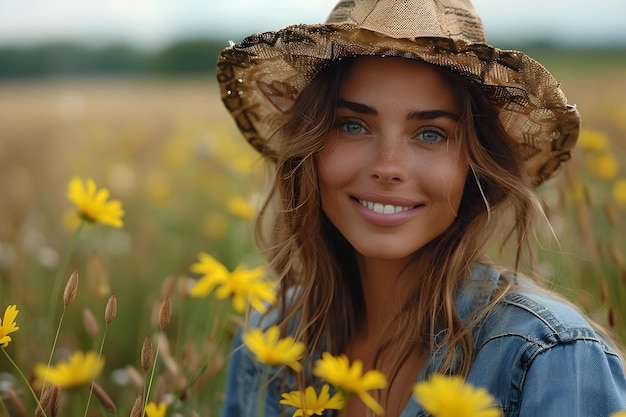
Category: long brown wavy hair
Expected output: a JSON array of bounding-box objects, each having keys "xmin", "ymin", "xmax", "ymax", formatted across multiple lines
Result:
[{"xmin": 254, "ymin": 56, "xmax": 551, "ymax": 401}]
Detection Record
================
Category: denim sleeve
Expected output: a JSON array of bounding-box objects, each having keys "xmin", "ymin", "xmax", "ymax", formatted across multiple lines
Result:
[
  {"xmin": 220, "ymin": 328, "xmax": 244, "ymax": 417},
  {"xmin": 519, "ymin": 339, "xmax": 626, "ymax": 417}
]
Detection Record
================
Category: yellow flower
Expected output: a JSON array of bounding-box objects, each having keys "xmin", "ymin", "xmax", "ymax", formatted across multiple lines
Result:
[
  {"xmin": 280, "ymin": 384, "xmax": 345, "ymax": 417},
  {"xmin": 610, "ymin": 412, "xmax": 626, "ymax": 417},
  {"xmin": 413, "ymin": 374, "xmax": 502, "ymax": 417},
  {"xmin": 34, "ymin": 351, "xmax": 105, "ymax": 389},
  {"xmin": 67, "ymin": 177, "xmax": 124, "ymax": 228},
  {"xmin": 189, "ymin": 253, "xmax": 276, "ymax": 313},
  {"xmin": 577, "ymin": 129, "xmax": 610, "ymax": 152},
  {"xmin": 189, "ymin": 252, "xmax": 229, "ymax": 290},
  {"xmin": 227, "ymin": 196, "xmax": 255, "ymax": 220},
  {"xmin": 145, "ymin": 401, "xmax": 167, "ymax": 417},
  {"xmin": 588, "ymin": 153, "xmax": 619, "ymax": 181},
  {"xmin": 0, "ymin": 305, "xmax": 19, "ymax": 348},
  {"xmin": 313, "ymin": 352, "xmax": 387, "ymax": 415},
  {"xmin": 242, "ymin": 325, "xmax": 305, "ymax": 372},
  {"xmin": 613, "ymin": 178, "xmax": 626, "ymax": 208}
]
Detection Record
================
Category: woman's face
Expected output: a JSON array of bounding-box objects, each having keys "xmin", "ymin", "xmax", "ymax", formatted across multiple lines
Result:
[{"xmin": 317, "ymin": 57, "xmax": 469, "ymax": 263}]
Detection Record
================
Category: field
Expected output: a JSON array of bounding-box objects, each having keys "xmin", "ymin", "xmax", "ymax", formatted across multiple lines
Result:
[{"xmin": 0, "ymin": 52, "xmax": 625, "ymax": 415}]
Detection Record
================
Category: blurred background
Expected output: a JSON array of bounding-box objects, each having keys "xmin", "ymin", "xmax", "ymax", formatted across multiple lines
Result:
[{"xmin": 0, "ymin": 1, "xmax": 625, "ymax": 415}]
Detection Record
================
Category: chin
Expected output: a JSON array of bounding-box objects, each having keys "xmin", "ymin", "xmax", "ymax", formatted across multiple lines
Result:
[{"xmin": 353, "ymin": 244, "xmax": 419, "ymax": 263}]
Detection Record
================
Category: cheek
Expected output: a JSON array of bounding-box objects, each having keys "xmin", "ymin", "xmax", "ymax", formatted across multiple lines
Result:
[
  {"xmin": 317, "ymin": 142, "xmax": 363, "ymax": 189},
  {"xmin": 421, "ymin": 155, "xmax": 469, "ymax": 207}
]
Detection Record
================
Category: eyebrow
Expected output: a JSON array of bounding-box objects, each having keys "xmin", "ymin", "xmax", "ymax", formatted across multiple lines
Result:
[{"xmin": 339, "ymin": 99, "xmax": 460, "ymax": 122}]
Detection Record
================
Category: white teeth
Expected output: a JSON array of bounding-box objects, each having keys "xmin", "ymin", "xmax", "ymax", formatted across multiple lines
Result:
[{"xmin": 359, "ymin": 199, "xmax": 413, "ymax": 214}]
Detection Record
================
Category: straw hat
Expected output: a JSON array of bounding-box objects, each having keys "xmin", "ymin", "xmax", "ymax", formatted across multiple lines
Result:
[{"xmin": 216, "ymin": 0, "xmax": 580, "ymax": 185}]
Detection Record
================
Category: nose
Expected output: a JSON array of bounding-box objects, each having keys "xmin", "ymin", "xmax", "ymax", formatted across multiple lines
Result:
[{"xmin": 369, "ymin": 138, "xmax": 408, "ymax": 183}]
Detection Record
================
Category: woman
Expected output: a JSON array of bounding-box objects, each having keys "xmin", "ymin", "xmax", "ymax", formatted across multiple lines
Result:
[{"xmin": 216, "ymin": 0, "xmax": 626, "ymax": 416}]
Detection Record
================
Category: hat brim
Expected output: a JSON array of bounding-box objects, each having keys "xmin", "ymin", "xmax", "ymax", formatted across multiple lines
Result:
[{"xmin": 217, "ymin": 23, "xmax": 580, "ymax": 186}]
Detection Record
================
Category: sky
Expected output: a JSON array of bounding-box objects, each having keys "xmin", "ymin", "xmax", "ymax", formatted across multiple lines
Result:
[{"xmin": 1, "ymin": 0, "xmax": 625, "ymax": 50}]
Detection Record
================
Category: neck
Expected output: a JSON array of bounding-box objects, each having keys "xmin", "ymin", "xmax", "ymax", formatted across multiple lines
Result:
[{"xmin": 355, "ymin": 255, "xmax": 424, "ymax": 341}]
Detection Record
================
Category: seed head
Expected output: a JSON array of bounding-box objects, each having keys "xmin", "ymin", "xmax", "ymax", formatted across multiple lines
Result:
[
  {"xmin": 36, "ymin": 386, "xmax": 54, "ymax": 417},
  {"xmin": 63, "ymin": 270, "xmax": 79, "ymax": 306},
  {"xmin": 105, "ymin": 294, "xmax": 117, "ymax": 324},
  {"xmin": 50, "ymin": 386, "xmax": 61, "ymax": 417},
  {"xmin": 141, "ymin": 334, "xmax": 153, "ymax": 373},
  {"xmin": 91, "ymin": 383, "xmax": 116, "ymax": 412},
  {"xmin": 129, "ymin": 394, "xmax": 144, "ymax": 417},
  {"xmin": 159, "ymin": 296, "xmax": 172, "ymax": 330}
]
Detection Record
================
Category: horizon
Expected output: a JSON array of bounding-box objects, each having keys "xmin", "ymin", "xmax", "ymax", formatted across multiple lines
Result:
[{"xmin": 1, "ymin": 0, "xmax": 626, "ymax": 51}]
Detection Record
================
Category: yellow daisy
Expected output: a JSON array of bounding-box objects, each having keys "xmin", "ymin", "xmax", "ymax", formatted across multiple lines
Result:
[
  {"xmin": 413, "ymin": 374, "xmax": 502, "ymax": 417},
  {"xmin": 34, "ymin": 350, "xmax": 105, "ymax": 389},
  {"xmin": 189, "ymin": 253, "xmax": 276, "ymax": 313},
  {"xmin": 145, "ymin": 401, "xmax": 167, "ymax": 417},
  {"xmin": 313, "ymin": 352, "xmax": 387, "ymax": 415},
  {"xmin": 243, "ymin": 325, "xmax": 305, "ymax": 372},
  {"xmin": 67, "ymin": 177, "xmax": 124, "ymax": 228},
  {"xmin": 189, "ymin": 252, "xmax": 230, "ymax": 296},
  {"xmin": 280, "ymin": 384, "xmax": 345, "ymax": 417},
  {"xmin": 222, "ymin": 265, "xmax": 275, "ymax": 313},
  {"xmin": 0, "ymin": 305, "xmax": 19, "ymax": 347}
]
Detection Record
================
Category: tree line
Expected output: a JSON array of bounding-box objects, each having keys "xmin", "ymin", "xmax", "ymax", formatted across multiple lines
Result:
[
  {"xmin": 0, "ymin": 38, "xmax": 229, "ymax": 79},
  {"xmin": 0, "ymin": 39, "xmax": 624, "ymax": 80}
]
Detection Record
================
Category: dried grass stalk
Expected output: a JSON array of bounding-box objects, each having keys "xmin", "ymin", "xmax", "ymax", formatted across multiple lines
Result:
[
  {"xmin": 3, "ymin": 389, "xmax": 27, "ymax": 417},
  {"xmin": 63, "ymin": 270, "xmax": 79, "ymax": 307},
  {"xmin": 91, "ymin": 382, "xmax": 117, "ymax": 412},
  {"xmin": 125, "ymin": 364, "xmax": 145, "ymax": 389},
  {"xmin": 50, "ymin": 386, "xmax": 61, "ymax": 417},
  {"xmin": 36, "ymin": 386, "xmax": 54, "ymax": 417},
  {"xmin": 141, "ymin": 334, "xmax": 154, "ymax": 373},
  {"xmin": 105, "ymin": 294, "xmax": 117, "ymax": 324},
  {"xmin": 129, "ymin": 394, "xmax": 144, "ymax": 417},
  {"xmin": 159, "ymin": 296, "xmax": 172, "ymax": 330},
  {"xmin": 83, "ymin": 307, "xmax": 100, "ymax": 337}
]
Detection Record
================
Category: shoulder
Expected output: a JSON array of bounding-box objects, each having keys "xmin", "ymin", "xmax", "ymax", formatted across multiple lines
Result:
[
  {"xmin": 462, "ymin": 263, "xmax": 615, "ymax": 351},
  {"xmin": 478, "ymin": 280, "xmax": 614, "ymax": 352},
  {"xmin": 465, "ymin": 266, "xmax": 626, "ymax": 415}
]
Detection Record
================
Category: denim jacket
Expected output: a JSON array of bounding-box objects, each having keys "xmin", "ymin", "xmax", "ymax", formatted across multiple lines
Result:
[{"xmin": 220, "ymin": 263, "xmax": 626, "ymax": 417}]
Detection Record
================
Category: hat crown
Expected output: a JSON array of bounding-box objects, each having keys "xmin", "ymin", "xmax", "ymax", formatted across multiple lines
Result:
[{"xmin": 326, "ymin": 0, "xmax": 487, "ymax": 43}]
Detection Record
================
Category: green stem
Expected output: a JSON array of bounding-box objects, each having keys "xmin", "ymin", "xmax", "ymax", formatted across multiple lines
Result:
[
  {"xmin": 256, "ymin": 365, "xmax": 270, "ymax": 417},
  {"xmin": 83, "ymin": 324, "xmax": 109, "ymax": 417},
  {"xmin": 1, "ymin": 348, "xmax": 48, "ymax": 417},
  {"xmin": 41, "ymin": 307, "xmax": 66, "ymax": 395},
  {"xmin": 210, "ymin": 298, "xmax": 228, "ymax": 343},
  {"xmin": 143, "ymin": 334, "xmax": 162, "ymax": 412},
  {"xmin": 47, "ymin": 220, "xmax": 85, "ymax": 334}
]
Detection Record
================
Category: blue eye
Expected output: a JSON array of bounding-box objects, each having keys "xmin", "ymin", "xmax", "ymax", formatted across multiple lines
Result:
[
  {"xmin": 417, "ymin": 129, "xmax": 446, "ymax": 144},
  {"xmin": 340, "ymin": 120, "xmax": 367, "ymax": 135}
]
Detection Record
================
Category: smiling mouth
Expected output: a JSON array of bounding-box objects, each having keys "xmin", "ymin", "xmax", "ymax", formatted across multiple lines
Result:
[{"xmin": 357, "ymin": 198, "xmax": 419, "ymax": 214}]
